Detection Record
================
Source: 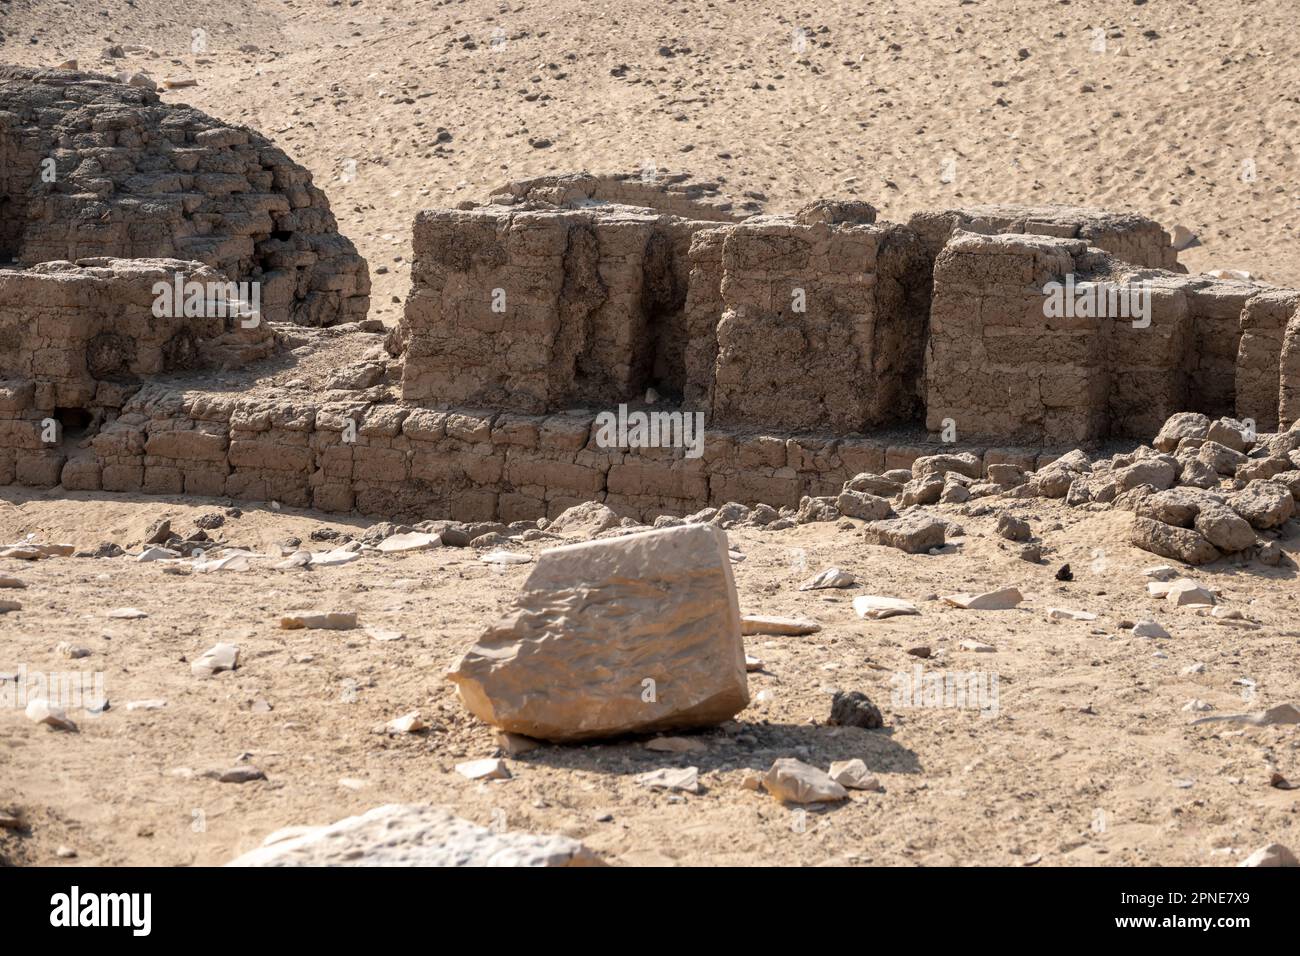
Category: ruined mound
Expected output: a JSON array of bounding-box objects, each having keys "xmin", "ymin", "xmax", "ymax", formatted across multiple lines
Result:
[{"xmin": 0, "ymin": 65, "xmax": 369, "ymax": 327}]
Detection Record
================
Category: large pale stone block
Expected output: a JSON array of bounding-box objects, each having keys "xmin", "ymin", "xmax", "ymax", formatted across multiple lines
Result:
[{"xmin": 447, "ymin": 523, "xmax": 748, "ymax": 741}]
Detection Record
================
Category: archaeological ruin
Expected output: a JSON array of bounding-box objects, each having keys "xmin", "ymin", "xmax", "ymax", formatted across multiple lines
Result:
[{"xmin": 2, "ymin": 67, "xmax": 1299, "ymax": 555}]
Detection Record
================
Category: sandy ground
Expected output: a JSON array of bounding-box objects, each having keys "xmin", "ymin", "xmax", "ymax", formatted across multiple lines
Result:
[
  {"xmin": 0, "ymin": 489, "xmax": 1297, "ymax": 866},
  {"xmin": 3, "ymin": 0, "xmax": 1299, "ymax": 321},
  {"xmin": 1, "ymin": 0, "xmax": 1299, "ymax": 866}
]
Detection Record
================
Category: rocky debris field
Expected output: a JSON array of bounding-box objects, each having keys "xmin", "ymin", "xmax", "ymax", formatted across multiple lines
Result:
[{"xmin": 2, "ymin": 417, "xmax": 1298, "ymax": 865}]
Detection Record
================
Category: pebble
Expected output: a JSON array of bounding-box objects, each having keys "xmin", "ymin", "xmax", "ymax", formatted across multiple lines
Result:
[
  {"xmin": 386, "ymin": 711, "xmax": 427, "ymax": 734},
  {"xmin": 637, "ymin": 766, "xmax": 700, "ymax": 793},
  {"xmin": 280, "ymin": 611, "xmax": 359, "ymax": 630},
  {"xmin": 191, "ymin": 643, "xmax": 239, "ymax": 678},
  {"xmin": 456, "ymin": 758, "xmax": 511, "ymax": 781},
  {"xmin": 106, "ymin": 607, "xmax": 148, "ymax": 619},
  {"xmin": 799, "ymin": 566, "xmax": 856, "ymax": 590},
  {"xmin": 376, "ymin": 532, "xmax": 442, "ymax": 554},
  {"xmin": 762, "ymin": 758, "xmax": 848, "ymax": 803},
  {"xmin": 1047, "ymin": 607, "xmax": 1096, "ymax": 621},
  {"xmin": 25, "ymin": 699, "xmax": 77, "ymax": 732},
  {"xmin": 958, "ymin": 639, "xmax": 997, "ymax": 653},
  {"xmin": 1164, "ymin": 579, "xmax": 1215, "ymax": 607},
  {"xmin": 740, "ymin": 614, "xmax": 821, "ymax": 635},
  {"xmin": 217, "ymin": 766, "xmax": 266, "ymax": 784},
  {"xmin": 852, "ymin": 595, "xmax": 919, "ymax": 619},
  {"xmin": 944, "ymin": 586, "xmax": 1023, "ymax": 610},
  {"xmin": 828, "ymin": 690, "xmax": 884, "ymax": 728},
  {"xmin": 828, "ymin": 758, "xmax": 882, "ymax": 791}
]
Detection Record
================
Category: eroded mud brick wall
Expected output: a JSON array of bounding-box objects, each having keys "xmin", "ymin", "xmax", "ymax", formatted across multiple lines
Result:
[
  {"xmin": 0, "ymin": 258, "xmax": 272, "ymax": 409},
  {"xmin": 909, "ymin": 204, "xmax": 1180, "ymax": 272},
  {"xmin": 1281, "ymin": 312, "xmax": 1300, "ymax": 429},
  {"xmin": 698, "ymin": 214, "xmax": 930, "ymax": 432},
  {"xmin": 0, "ymin": 66, "xmax": 369, "ymax": 326},
  {"xmin": 926, "ymin": 231, "xmax": 1296, "ymax": 444},
  {"xmin": 1237, "ymin": 290, "xmax": 1300, "ymax": 432},
  {"xmin": 42, "ymin": 380, "xmax": 1051, "ymax": 521},
  {"xmin": 0, "ymin": 258, "xmax": 274, "ymax": 485},
  {"xmin": 401, "ymin": 205, "xmax": 713, "ymax": 412},
  {"xmin": 926, "ymin": 232, "xmax": 1194, "ymax": 444}
]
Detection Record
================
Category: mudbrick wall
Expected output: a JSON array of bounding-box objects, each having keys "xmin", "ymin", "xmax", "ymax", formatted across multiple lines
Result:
[
  {"xmin": 925, "ymin": 232, "xmax": 1275, "ymax": 444},
  {"xmin": 0, "ymin": 258, "xmax": 273, "ymax": 410},
  {"xmin": 2, "ymin": 110, "xmax": 1299, "ymax": 523},
  {"xmin": 38, "ymin": 386, "xmax": 1054, "ymax": 523},
  {"xmin": 0, "ymin": 66, "xmax": 369, "ymax": 326}
]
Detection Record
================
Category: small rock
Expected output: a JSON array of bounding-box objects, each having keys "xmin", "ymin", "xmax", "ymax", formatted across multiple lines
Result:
[
  {"xmin": 280, "ymin": 611, "xmax": 359, "ymax": 630},
  {"xmin": 1047, "ymin": 608, "xmax": 1096, "ymax": 622},
  {"xmin": 106, "ymin": 607, "xmax": 148, "ymax": 619},
  {"xmin": 741, "ymin": 615, "xmax": 820, "ymax": 636},
  {"xmin": 218, "ymin": 766, "xmax": 266, "ymax": 784},
  {"xmin": 852, "ymin": 595, "xmax": 919, "ymax": 619},
  {"xmin": 191, "ymin": 643, "xmax": 239, "ymax": 678},
  {"xmin": 480, "ymin": 550, "xmax": 533, "ymax": 565},
  {"xmin": 828, "ymin": 690, "xmax": 883, "ymax": 729},
  {"xmin": 828, "ymin": 758, "xmax": 882, "ymax": 791},
  {"xmin": 636, "ymin": 766, "xmax": 699, "ymax": 793},
  {"xmin": 799, "ymin": 566, "xmax": 856, "ymax": 590},
  {"xmin": 862, "ymin": 513, "xmax": 946, "ymax": 553},
  {"xmin": 25, "ymin": 699, "xmax": 77, "ymax": 732},
  {"xmin": 494, "ymin": 732, "xmax": 541, "ymax": 755},
  {"xmin": 943, "ymin": 586, "xmax": 1022, "ymax": 610},
  {"xmin": 1131, "ymin": 619, "xmax": 1170, "ymax": 638},
  {"xmin": 958, "ymin": 639, "xmax": 997, "ymax": 653},
  {"xmin": 456, "ymin": 758, "xmax": 511, "ymax": 781},
  {"xmin": 1165, "ymin": 579, "xmax": 1215, "ymax": 606},
  {"xmin": 996, "ymin": 514, "xmax": 1032, "ymax": 542},
  {"xmin": 376, "ymin": 532, "xmax": 442, "ymax": 554},
  {"xmin": 762, "ymin": 758, "xmax": 848, "ymax": 803},
  {"xmin": 386, "ymin": 711, "xmax": 427, "ymax": 735}
]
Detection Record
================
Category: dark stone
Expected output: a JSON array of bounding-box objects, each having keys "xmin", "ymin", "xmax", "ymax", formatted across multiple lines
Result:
[{"xmin": 828, "ymin": 690, "xmax": 884, "ymax": 729}]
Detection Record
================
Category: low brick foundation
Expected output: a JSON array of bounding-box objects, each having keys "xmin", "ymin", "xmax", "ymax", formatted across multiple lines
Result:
[{"xmin": 3, "ymin": 384, "xmax": 1062, "ymax": 522}]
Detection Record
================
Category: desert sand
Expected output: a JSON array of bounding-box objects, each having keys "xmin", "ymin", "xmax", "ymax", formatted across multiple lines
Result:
[{"xmin": 1, "ymin": 0, "xmax": 1298, "ymax": 867}]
